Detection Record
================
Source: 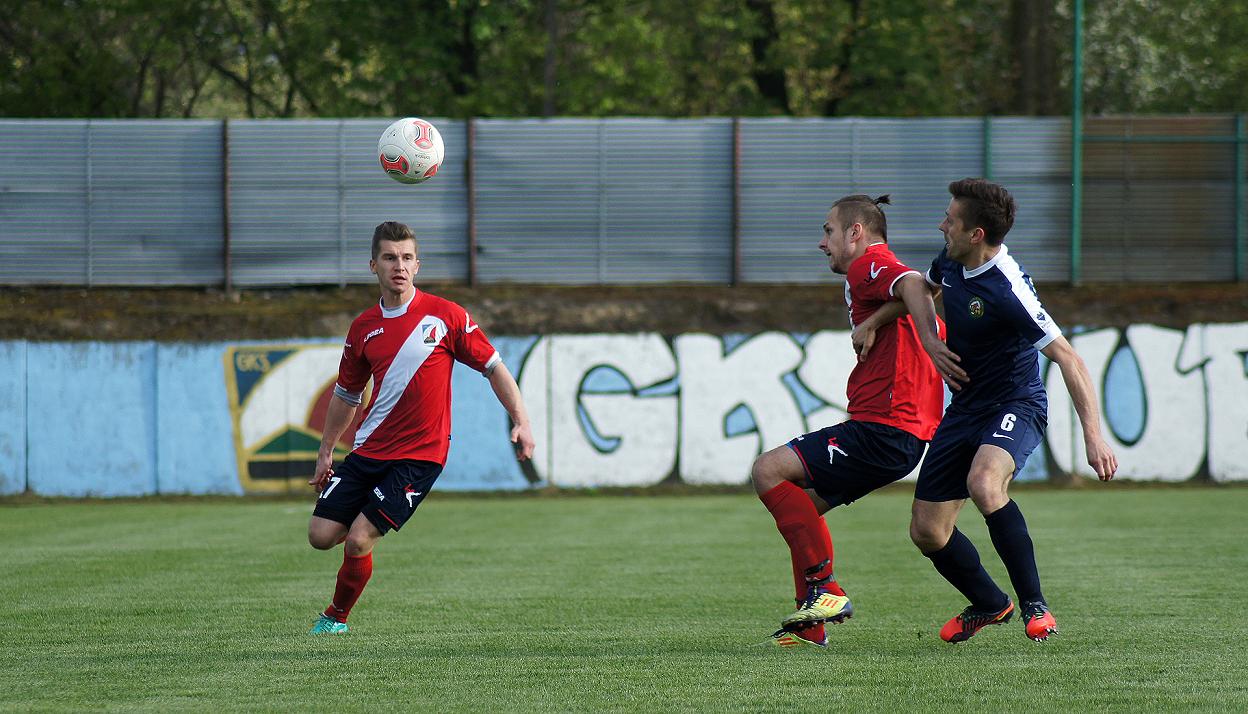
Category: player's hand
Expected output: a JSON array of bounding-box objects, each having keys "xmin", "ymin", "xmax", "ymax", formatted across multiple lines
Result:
[
  {"xmin": 851, "ymin": 323, "xmax": 878, "ymax": 362},
  {"xmin": 1085, "ymin": 434, "xmax": 1118, "ymax": 481},
  {"xmin": 511, "ymin": 421, "xmax": 535, "ymax": 461},
  {"xmin": 310, "ymin": 451, "xmax": 335, "ymax": 492},
  {"xmin": 923, "ymin": 338, "xmax": 968, "ymax": 391}
]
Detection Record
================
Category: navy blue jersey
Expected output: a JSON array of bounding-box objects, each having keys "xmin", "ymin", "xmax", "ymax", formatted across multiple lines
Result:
[{"xmin": 926, "ymin": 245, "xmax": 1062, "ymax": 413}]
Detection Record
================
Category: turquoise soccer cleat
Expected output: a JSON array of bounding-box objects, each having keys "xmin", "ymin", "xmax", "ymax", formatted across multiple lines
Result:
[{"xmin": 309, "ymin": 614, "xmax": 349, "ymax": 634}]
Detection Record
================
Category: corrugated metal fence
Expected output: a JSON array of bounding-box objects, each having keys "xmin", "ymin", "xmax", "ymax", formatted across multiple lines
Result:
[{"xmin": 1, "ymin": 116, "xmax": 1243, "ymax": 287}]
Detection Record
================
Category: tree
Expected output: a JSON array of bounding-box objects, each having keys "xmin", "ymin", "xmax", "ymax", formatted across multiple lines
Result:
[
  {"xmin": 1081, "ymin": 0, "xmax": 1248, "ymax": 113},
  {"xmin": 1, "ymin": 0, "xmax": 1243, "ymax": 119}
]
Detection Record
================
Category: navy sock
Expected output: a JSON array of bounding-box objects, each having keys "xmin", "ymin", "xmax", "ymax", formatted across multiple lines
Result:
[
  {"xmin": 985, "ymin": 499, "xmax": 1044, "ymax": 605},
  {"xmin": 925, "ymin": 528, "xmax": 1010, "ymax": 611}
]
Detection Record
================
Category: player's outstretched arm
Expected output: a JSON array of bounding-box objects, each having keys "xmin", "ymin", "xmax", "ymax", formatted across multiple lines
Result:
[
  {"xmin": 486, "ymin": 361, "xmax": 535, "ymax": 461},
  {"xmin": 1041, "ymin": 335, "xmax": 1118, "ymax": 481},
  {"xmin": 893, "ymin": 274, "xmax": 967, "ymax": 390},
  {"xmin": 311, "ymin": 394, "xmax": 359, "ymax": 491}
]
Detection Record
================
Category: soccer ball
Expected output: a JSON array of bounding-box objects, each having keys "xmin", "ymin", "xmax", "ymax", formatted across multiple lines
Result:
[{"xmin": 378, "ymin": 117, "xmax": 445, "ymax": 184}]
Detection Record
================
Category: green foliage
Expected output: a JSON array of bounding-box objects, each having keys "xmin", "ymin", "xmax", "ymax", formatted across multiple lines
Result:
[
  {"xmin": 3, "ymin": 488, "xmax": 1247, "ymax": 710},
  {"xmin": 0, "ymin": 0, "xmax": 1244, "ymax": 118},
  {"xmin": 1082, "ymin": 0, "xmax": 1248, "ymax": 113}
]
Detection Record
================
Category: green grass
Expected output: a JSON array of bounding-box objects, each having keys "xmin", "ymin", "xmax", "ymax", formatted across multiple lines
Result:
[{"xmin": 3, "ymin": 487, "xmax": 1247, "ymax": 712}]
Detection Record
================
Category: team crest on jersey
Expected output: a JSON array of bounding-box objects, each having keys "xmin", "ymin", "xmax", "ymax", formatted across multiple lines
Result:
[
  {"xmin": 419, "ymin": 317, "xmax": 447, "ymax": 346},
  {"xmin": 969, "ymin": 297, "xmax": 985, "ymax": 318}
]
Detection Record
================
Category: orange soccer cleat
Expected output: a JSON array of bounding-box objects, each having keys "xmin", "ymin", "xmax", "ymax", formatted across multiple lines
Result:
[
  {"xmin": 1022, "ymin": 601, "xmax": 1058, "ymax": 642},
  {"xmin": 939, "ymin": 600, "xmax": 1015, "ymax": 643}
]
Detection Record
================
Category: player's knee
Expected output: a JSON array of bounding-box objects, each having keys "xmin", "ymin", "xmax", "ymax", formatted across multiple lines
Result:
[
  {"xmin": 308, "ymin": 524, "xmax": 345, "ymax": 550},
  {"xmin": 344, "ymin": 531, "xmax": 377, "ymax": 556},
  {"xmin": 750, "ymin": 451, "xmax": 785, "ymax": 494},
  {"xmin": 967, "ymin": 472, "xmax": 1008, "ymax": 513},
  {"xmin": 909, "ymin": 517, "xmax": 947, "ymax": 553},
  {"xmin": 308, "ymin": 532, "xmax": 337, "ymax": 550}
]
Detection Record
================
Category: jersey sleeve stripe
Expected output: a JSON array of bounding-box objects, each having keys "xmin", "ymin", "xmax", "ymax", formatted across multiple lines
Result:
[
  {"xmin": 333, "ymin": 384, "xmax": 363, "ymax": 406},
  {"xmin": 1034, "ymin": 329, "xmax": 1060, "ymax": 351},
  {"xmin": 887, "ymin": 270, "xmax": 920, "ymax": 297},
  {"xmin": 482, "ymin": 352, "xmax": 502, "ymax": 375}
]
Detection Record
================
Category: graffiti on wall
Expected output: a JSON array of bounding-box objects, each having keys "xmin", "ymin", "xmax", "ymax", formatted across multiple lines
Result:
[
  {"xmin": 1047, "ymin": 324, "xmax": 1248, "ymax": 482},
  {"xmin": 224, "ymin": 345, "xmax": 362, "ymax": 493},
  {"xmin": 224, "ymin": 324, "xmax": 1248, "ymax": 492}
]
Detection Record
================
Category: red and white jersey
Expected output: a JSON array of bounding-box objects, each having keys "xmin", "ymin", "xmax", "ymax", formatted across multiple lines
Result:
[
  {"xmin": 843, "ymin": 243, "xmax": 945, "ymax": 441},
  {"xmin": 335, "ymin": 290, "xmax": 500, "ymax": 464}
]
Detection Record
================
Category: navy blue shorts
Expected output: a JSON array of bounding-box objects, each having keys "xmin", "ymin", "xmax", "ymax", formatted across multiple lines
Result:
[
  {"xmin": 312, "ymin": 453, "xmax": 443, "ymax": 535},
  {"xmin": 787, "ymin": 420, "xmax": 927, "ymax": 508},
  {"xmin": 914, "ymin": 403, "xmax": 1046, "ymax": 503}
]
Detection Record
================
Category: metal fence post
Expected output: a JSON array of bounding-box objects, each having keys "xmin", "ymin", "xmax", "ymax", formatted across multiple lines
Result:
[
  {"xmin": 596, "ymin": 120, "xmax": 607, "ymax": 282},
  {"xmin": 1070, "ymin": 0, "xmax": 1085, "ymax": 286},
  {"xmin": 732, "ymin": 117, "xmax": 742, "ymax": 286},
  {"xmin": 1237, "ymin": 113, "xmax": 1245, "ymax": 282},
  {"xmin": 983, "ymin": 116, "xmax": 993, "ymax": 180},
  {"xmin": 222, "ymin": 118, "xmax": 233, "ymax": 292},
  {"xmin": 86, "ymin": 120, "xmax": 95, "ymax": 287},
  {"xmin": 467, "ymin": 118, "xmax": 478, "ymax": 287},
  {"xmin": 337, "ymin": 120, "xmax": 347, "ymax": 288}
]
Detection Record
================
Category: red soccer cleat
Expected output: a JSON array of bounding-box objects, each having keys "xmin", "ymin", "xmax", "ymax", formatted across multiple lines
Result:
[
  {"xmin": 939, "ymin": 600, "xmax": 1015, "ymax": 643},
  {"xmin": 1022, "ymin": 601, "xmax": 1058, "ymax": 642}
]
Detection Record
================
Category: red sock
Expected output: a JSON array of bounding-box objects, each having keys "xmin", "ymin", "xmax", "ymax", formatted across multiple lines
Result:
[
  {"xmin": 796, "ymin": 621, "xmax": 827, "ymax": 644},
  {"xmin": 789, "ymin": 518, "xmax": 846, "ymax": 597},
  {"xmin": 324, "ymin": 551, "xmax": 373, "ymax": 623},
  {"xmin": 760, "ymin": 481, "xmax": 841, "ymax": 592},
  {"xmin": 814, "ymin": 517, "xmax": 846, "ymax": 597}
]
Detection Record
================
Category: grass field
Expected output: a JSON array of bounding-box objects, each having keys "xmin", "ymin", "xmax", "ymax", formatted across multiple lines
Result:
[{"xmin": 3, "ymin": 486, "xmax": 1246, "ymax": 712}]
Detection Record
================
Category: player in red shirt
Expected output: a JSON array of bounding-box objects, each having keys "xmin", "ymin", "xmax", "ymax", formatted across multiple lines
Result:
[
  {"xmin": 306, "ymin": 221, "xmax": 535, "ymax": 634},
  {"xmin": 753, "ymin": 195, "xmax": 964, "ymax": 648}
]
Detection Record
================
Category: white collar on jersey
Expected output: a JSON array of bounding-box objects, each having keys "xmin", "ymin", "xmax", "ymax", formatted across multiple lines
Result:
[
  {"xmin": 963, "ymin": 243, "xmax": 1009, "ymax": 279},
  {"xmin": 379, "ymin": 291, "xmax": 416, "ymax": 318}
]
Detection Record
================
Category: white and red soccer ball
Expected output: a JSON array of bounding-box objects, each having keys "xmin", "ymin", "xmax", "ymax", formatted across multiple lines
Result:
[{"xmin": 378, "ymin": 117, "xmax": 445, "ymax": 184}]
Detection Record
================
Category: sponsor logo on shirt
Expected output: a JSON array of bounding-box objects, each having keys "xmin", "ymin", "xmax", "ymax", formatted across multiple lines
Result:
[
  {"xmin": 868, "ymin": 262, "xmax": 884, "ymax": 280},
  {"xmin": 363, "ymin": 327, "xmax": 384, "ymax": 345}
]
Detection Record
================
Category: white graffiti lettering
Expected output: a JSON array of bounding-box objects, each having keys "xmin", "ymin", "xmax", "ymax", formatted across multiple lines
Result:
[{"xmin": 514, "ymin": 324, "xmax": 1248, "ymax": 486}]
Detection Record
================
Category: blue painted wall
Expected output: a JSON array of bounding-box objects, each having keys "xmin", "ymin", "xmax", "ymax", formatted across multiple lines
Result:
[{"xmin": 3, "ymin": 323, "xmax": 1239, "ymax": 497}]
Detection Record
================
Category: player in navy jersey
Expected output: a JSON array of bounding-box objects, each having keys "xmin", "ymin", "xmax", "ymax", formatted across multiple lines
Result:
[
  {"xmin": 857, "ymin": 179, "xmax": 1118, "ymax": 643},
  {"xmin": 305, "ymin": 221, "xmax": 535, "ymax": 634},
  {"xmin": 752, "ymin": 194, "xmax": 965, "ymax": 649}
]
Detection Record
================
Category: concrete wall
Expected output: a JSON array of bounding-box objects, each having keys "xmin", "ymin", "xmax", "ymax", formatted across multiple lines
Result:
[{"xmin": 2, "ymin": 324, "xmax": 1246, "ymax": 496}]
